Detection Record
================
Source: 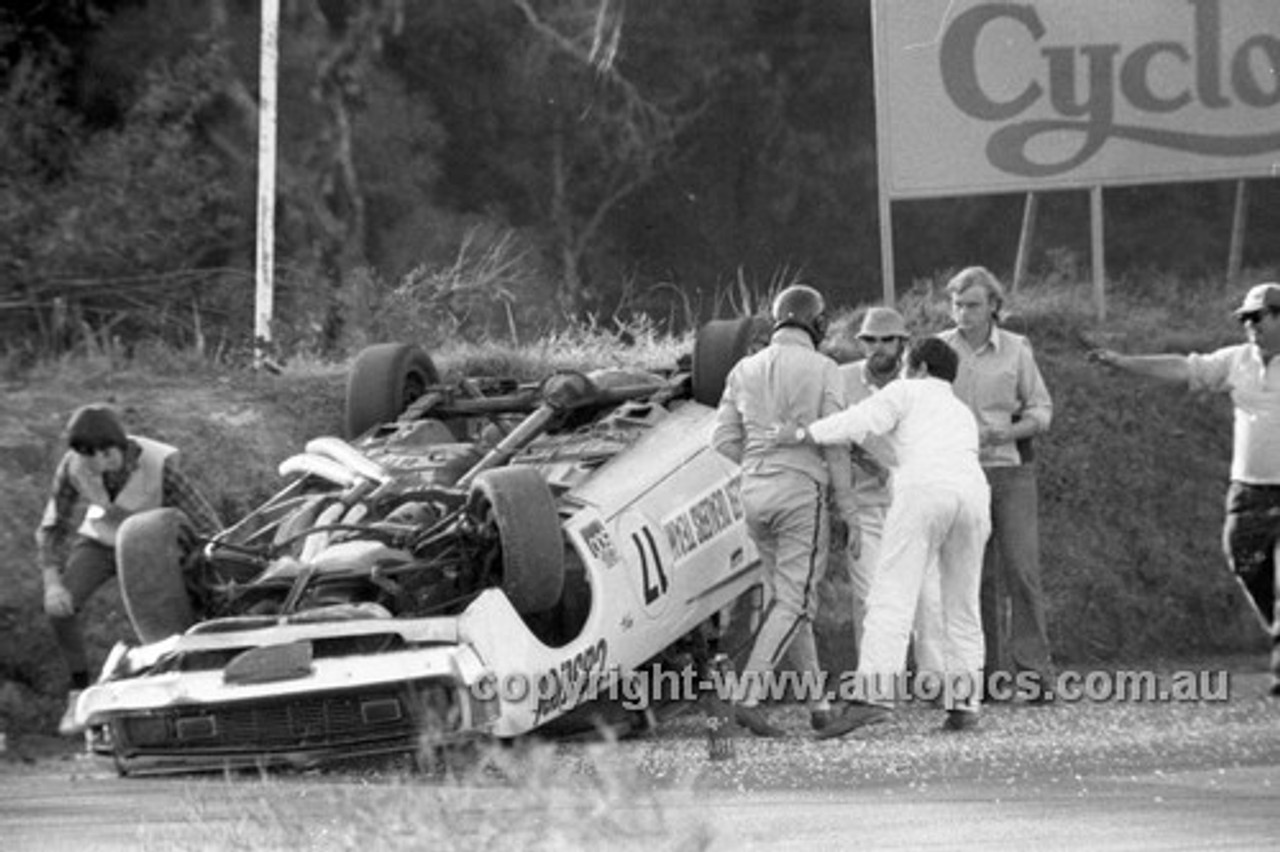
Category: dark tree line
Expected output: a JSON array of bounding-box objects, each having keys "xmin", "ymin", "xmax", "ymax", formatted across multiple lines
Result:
[{"xmin": 2, "ymin": 0, "xmax": 1277, "ymax": 358}]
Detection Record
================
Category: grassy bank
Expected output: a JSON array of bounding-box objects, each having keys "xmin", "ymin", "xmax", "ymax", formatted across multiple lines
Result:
[{"xmin": 0, "ymin": 278, "xmax": 1272, "ymax": 736}]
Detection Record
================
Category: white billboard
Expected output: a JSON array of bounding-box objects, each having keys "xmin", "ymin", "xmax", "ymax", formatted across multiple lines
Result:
[{"xmin": 873, "ymin": 0, "xmax": 1280, "ymax": 199}]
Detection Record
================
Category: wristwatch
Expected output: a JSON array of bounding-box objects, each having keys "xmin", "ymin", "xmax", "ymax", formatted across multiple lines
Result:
[{"xmin": 795, "ymin": 425, "xmax": 809, "ymax": 444}]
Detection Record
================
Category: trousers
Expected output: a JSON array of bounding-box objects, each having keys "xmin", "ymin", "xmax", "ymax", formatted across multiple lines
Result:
[
  {"xmin": 739, "ymin": 469, "xmax": 828, "ymax": 705},
  {"xmin": 48, "ymin": 536, "xmax": 118, "ymax": 682},
  {"xmin": 982, "ymin": 464, "xmax": 1053, "ymax": 679},
  {"xmin": 856, "ymin": 480, "xmax": 989, "ymax": 709}
]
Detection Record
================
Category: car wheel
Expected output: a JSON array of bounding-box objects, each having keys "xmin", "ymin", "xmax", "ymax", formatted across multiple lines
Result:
[
  {"xmin": 469, "ymin": 467, "xmax": 565, "ymax": 615},
  {"xmin": 345, "ymin": 343, "xmax": 441, "ymax": 440},
  {"xmin": 692, "ymin": 317, "xmax": 761, "ymax": 406},
  {"xmin": 117, "ymin": 508, "xmax": 197, "ymax": 644}
]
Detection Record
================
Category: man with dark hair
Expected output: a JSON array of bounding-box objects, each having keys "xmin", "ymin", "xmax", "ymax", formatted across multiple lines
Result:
[
  {"xmin": 939, "ymin": 266, "xmax": 1055, "ymax": 699},
  {"xmin": 712, "ymin": 284, "xmax": 855, "ymax": 736},
  {"xmin": 771, "ymin": 336, "xmax": 990, "ymax": 736},
  {"xmin": 37, "ymin": 404, "xmax": 223, "ymax": 735},
  {"xmin": 1091, "ymin": 282, "xmax": 1280, "ymax": 696}
]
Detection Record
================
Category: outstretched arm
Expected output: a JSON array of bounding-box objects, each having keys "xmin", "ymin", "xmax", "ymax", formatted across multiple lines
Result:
[{"xmin": 1088, "ymin": 350, "xmax": 1191, "ymax": 385}]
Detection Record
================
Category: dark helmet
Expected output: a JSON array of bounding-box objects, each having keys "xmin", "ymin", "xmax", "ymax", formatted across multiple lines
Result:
[{"xmin": 771, "ymin": 284, "xmax": 828, "ymax": 345}]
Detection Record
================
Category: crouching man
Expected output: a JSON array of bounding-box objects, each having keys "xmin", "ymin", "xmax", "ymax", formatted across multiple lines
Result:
[{"xmin": 36, "ymin": 404, "xmax": 223, "ymax": 735}]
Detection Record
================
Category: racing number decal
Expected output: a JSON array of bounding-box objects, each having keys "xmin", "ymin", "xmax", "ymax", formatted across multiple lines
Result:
[
  {"xmin": 633, "ymin": 526, "xmax": 668, "ymax": 605},
  {"xmin": 617, "ymin": 511, "xmax": 674, "ymax": 618}
]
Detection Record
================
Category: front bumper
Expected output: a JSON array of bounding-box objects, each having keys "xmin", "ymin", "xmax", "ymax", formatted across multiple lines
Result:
[{"xmin": 78, "ymin": 621, "xmax": 498, "ymax": 775}]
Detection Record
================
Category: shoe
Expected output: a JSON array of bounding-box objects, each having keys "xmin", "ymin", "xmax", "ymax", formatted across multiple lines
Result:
[
  {"xmin": 942, "ymin": 709, "xmax": 980, "ymax": 732},
  {"xmin": 734, "ymin": 704, "xmax": 784, "ymax": 738},
  {"xmin": 810, "ymin": 708, "xmax": 833, "ymax": 732},
  {"xmin": 58, "ymin": 690, "xmax": 85, "ymax": 737},
  {"xmin": 813, "ymin": 701, "xmax": 891, "ymax": 741},
  {"xmin": 1268, "ymin": 676, "xmax": 1280, "ymax": 698}
]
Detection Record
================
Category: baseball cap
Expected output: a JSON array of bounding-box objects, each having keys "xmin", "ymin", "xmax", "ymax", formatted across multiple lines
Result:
[
  {"xmin": 857, "ymin": 307, "xmax": 908, "ymax": 339},
  {"xmin": 1233, "ymin": 283, "xmax": 1280, "ymax": 316}
]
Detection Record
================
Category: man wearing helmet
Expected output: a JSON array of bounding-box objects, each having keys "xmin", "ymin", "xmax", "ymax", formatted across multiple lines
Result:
[
  {"xmin": 36, "ymin": 404, "xmax": 223, "ymax": 736},
  {"xmin": 712, "ymin": 284, "xmax": 857, "ymax": 737}
]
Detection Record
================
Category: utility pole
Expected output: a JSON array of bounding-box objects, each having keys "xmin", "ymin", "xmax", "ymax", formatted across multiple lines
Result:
[{"xmin": 254, "ymin": 0, "xmax": 279, "ymax": 369}]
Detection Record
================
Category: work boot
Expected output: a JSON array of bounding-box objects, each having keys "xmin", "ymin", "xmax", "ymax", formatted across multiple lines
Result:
[
  {"xmin": 57, "ymin": 690, "xmax": 85, "ymax": 737},
  {"xmin": 734, "ymin": 704, "xmax": 784, "ymax": 738},
  {"xmin": 942, "ymin": 709, "xmax": 980, "ymax": 732},
  {"xmin": 814, "ymin": 701, "xmax": 891, "ymax": 741},
  {"xmin": 809, "ymin": 708, "xmax": 833, "ymax": 732}
]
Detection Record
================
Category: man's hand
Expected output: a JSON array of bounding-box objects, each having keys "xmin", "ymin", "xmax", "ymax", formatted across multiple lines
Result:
[
  {"xmin": 43, "ymin": 577, "xmax": 74, "ymax": 618},
  {"xmin": 767, "ymin": 419, "xmax": 808, "ymax": 447},
  {"xmin": 99, "ymin": 504, "xmax": 131, "ymax": 525},
  {"xmin": 850, "ymin": 444, "xmax": 889, "ymax": 486},
  {"xmin": 831, "ymin": 509, "xmax": 861, "ymax": 559},
  {"xmin": 1087, "ymin": 348, "xmax": 1121, "ymax": 369},
  {"xmin": 980, "ymin": 425, "xmax": 1014, "ymax": 447}
]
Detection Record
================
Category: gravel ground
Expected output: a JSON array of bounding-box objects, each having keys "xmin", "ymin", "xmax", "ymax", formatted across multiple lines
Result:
[
  {"xmin": 543, "ymin": 667, "xmax": 1280, "ymax": 793},
  {"xmin": 5, "ymin": 666, "xmax": 1276, "ymax": 792}
]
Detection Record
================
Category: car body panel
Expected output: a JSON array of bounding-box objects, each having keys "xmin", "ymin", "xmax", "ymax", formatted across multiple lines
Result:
[{"xmin": 77, "ymin": 352, "xmax": 764, "ymax": 774}]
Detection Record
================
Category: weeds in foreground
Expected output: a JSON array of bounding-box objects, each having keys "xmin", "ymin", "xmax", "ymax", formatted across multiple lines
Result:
[{"xmin": 140, "ymin": 737, "xmax": 712, "ymax": 852}]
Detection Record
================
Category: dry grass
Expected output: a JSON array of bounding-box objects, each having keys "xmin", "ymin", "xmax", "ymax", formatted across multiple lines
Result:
[{"xmin": 3, "ymin": 274, "xmax": 1277, "ymax": 743}]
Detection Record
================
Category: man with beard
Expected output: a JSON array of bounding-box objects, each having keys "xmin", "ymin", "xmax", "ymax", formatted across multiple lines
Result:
[{"xmin": 838, "ymin": 308, "xmax": 941, "ymax": 673}]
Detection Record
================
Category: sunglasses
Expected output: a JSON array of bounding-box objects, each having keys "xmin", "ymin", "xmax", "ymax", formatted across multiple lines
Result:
[
  {"xmin": 858, "ymin": 335, "xmax": 903, "ymax": 344},
  {"xmin": 1238, "ymin": 309, "xmax": 1275, "ymax": 326}
]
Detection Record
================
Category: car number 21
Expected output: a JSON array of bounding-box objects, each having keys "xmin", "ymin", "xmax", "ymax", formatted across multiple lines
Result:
[{"xmin": 632, "ymin": 526, "xmax": 668, "ymax": 605}]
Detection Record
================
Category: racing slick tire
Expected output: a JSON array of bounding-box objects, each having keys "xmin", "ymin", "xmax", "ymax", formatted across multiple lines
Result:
[
  {"xmin": 345, "ymin": 343, "xmax": 441, "ymax": 440},
  {"xmin": 692, "ymin": 317, "xmax": 760, "ymax": 406},
  {"xmin": 117, "ymin": 508, "xmax": 198, "ymax": 644},
  {"xmin": 469, "ymin": 467, "xmax": 565, "ymax": 615}
]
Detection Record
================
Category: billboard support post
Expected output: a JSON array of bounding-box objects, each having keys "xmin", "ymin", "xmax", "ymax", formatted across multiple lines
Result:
[
  {"xmin": 1228, "ymin": 180, "xmax": 1249, "ymax": 287},
  {"xmin": 1012, "ymin": 193, "xmax": 1039, "ymax": 293},
  {"xmin": 1090, "ymin": 187, "xmax": 1106, "ymax": 321},
  {"xmin": 878, "ymin": 193, "xmax": 896, "ymax": 308}
]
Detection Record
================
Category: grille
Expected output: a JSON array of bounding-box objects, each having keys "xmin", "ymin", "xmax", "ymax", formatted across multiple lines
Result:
[{"xmin": 118, "ymin": 685, "xmax": 420, "ymax": 752}]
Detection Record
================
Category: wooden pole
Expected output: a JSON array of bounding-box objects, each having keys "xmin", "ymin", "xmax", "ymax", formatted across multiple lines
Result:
[
  {"xmin": 1090, "ymin": 186, "xmax": 1106, "ymax": 320},
  {"xmin": 1012, "ymin": 192, "xmax": 1038, "ymax": 293},
  {"xmin": 254, "ymin": 0, "xmax": 279, "ymax": 368},
  {"xmin": 1227, "ymin": 180, "xmax": 1249, "ymax": 287}
]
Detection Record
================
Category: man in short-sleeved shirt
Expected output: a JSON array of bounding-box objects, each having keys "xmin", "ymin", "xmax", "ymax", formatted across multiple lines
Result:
[{"xmin": 1091, "ymin": 282, "xmax": 1280, "ymax": 695}]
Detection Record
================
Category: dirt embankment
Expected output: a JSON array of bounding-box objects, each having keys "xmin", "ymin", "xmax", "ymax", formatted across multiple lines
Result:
[
  {"xmin": 0, "ymin": 337, "xmax": 1270, "ymax": 738},
  {"xmin": 0, "ymin": 363, "xmax": 347, "ymax": 734}
]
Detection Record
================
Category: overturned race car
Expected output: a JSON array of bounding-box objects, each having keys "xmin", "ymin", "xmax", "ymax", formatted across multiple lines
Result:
[{"xmin": 75, "ymin": 320, "xmax": 769, "ymax": 775}]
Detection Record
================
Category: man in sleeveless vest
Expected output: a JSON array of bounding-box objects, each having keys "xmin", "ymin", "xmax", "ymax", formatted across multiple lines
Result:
[{"xmin": 36, "ymin": 404, "xmax": 223, "ymax": 735}]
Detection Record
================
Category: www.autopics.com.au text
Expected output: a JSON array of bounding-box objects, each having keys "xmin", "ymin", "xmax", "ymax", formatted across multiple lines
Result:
[{"xmin": 469, "ymin": 666, "xmax": 1230, "ymax": 711}]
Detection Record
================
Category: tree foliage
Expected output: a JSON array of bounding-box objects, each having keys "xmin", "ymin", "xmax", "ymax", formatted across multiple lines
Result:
[{"xmin": 2, "ymin": 0, "xmax": 1278, "ymax": 360}]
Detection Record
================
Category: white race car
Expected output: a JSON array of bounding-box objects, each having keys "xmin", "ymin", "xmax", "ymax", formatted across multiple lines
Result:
[{"xmin": 77, "ymin": 320, "xmax": 768, "ymax": 775}]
